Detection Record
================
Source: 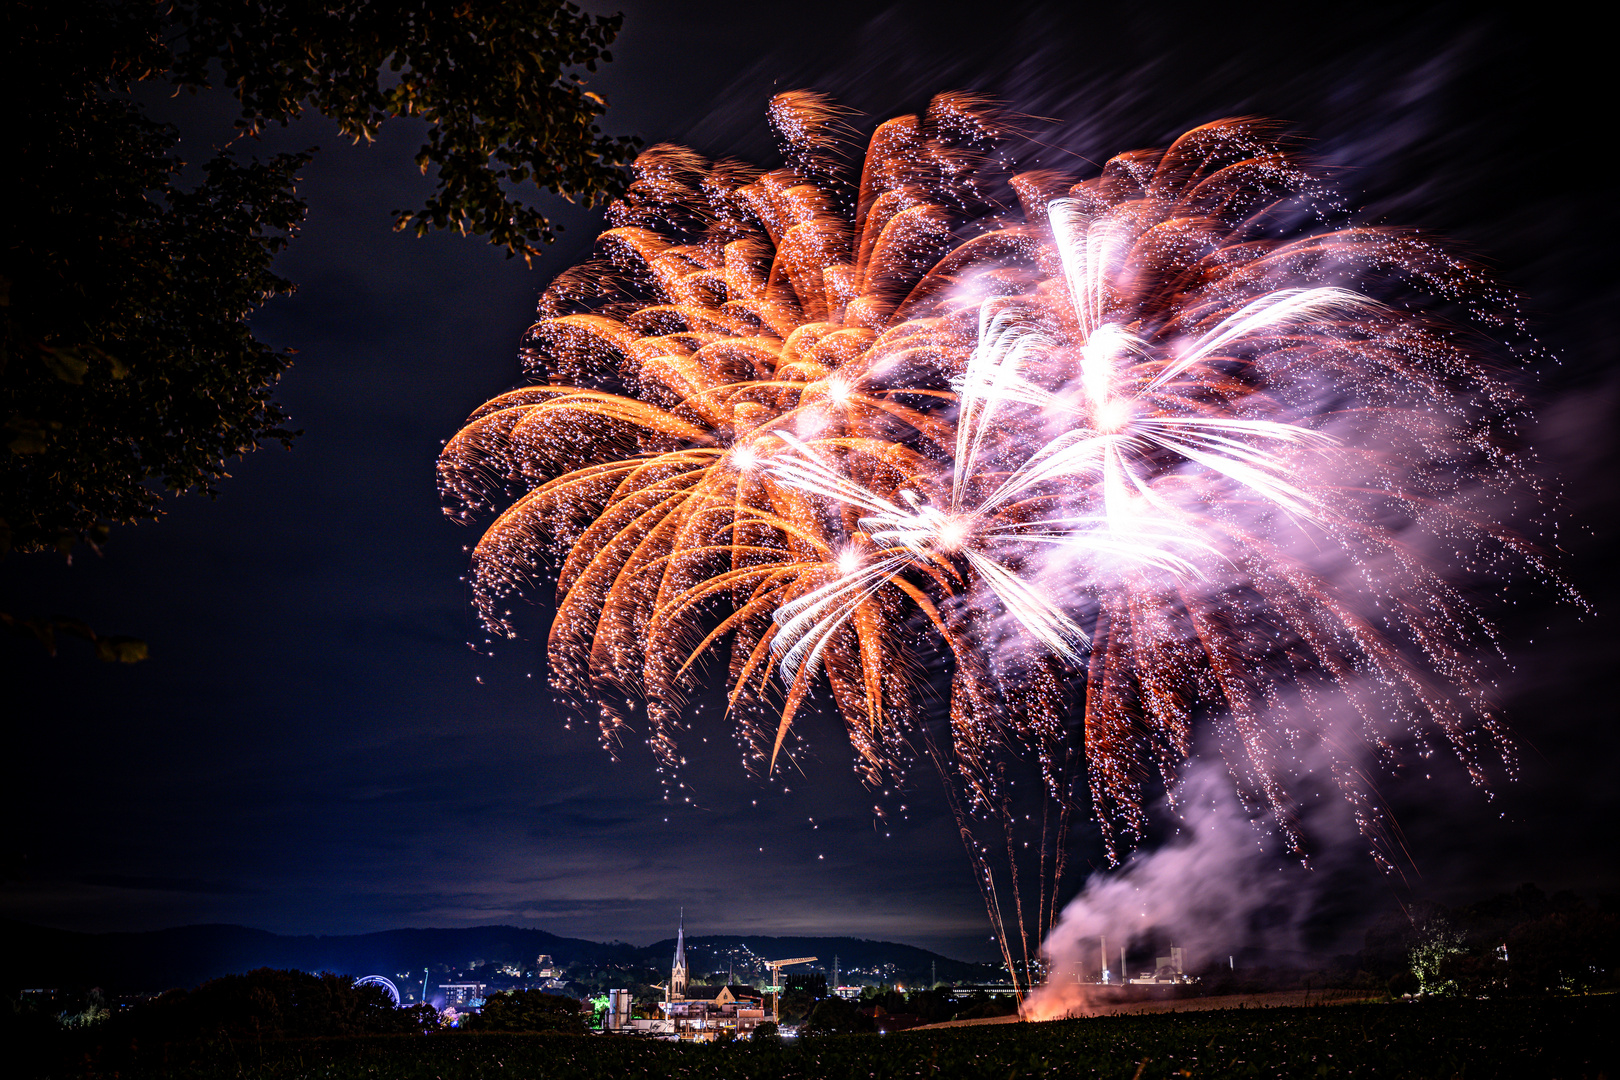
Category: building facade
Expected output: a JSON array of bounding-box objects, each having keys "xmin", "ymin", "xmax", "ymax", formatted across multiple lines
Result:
[{"xmin": 621, "ymin": 916, "xmax": 766, "ymax": 1041}]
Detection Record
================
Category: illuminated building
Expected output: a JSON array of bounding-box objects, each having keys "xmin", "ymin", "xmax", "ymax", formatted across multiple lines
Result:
[
  {"xmin": 438, "ymin": 983, "xmax": 487, "ymax": 1009},
  {"xmin": 626, "ymin": 916, "xmax": 766, "ymax": 1041}
]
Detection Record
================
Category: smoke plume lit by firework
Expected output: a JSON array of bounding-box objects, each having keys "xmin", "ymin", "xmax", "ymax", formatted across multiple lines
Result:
[
  {"xmin": 1020, "ymin": 760, "xmax": 1352, "ymax": 1019},
  {"xmin": 440, "ymin": 92, "xmax": 1567, "ymax": 987}
]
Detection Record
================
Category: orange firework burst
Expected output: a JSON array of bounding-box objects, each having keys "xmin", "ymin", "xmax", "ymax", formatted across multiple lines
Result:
[{"xmin": 440, "ymin": 92, "xmax": 1562, "ymax": 990}]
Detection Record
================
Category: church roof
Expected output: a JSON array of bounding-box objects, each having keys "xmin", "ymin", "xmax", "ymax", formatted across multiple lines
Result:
[{"xmin": 681, "ymin": 983, "xmax": 761, "ymax": 1004}]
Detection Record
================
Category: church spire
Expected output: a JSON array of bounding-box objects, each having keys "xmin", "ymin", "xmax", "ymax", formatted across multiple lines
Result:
[{"xmin": 670, "ymin": 909, "xmax": 688, "ymax": 1001}]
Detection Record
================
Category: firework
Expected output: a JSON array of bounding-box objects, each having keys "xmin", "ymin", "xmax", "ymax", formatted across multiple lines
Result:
[{"xmin": 440, "ymin": 94, "xmax": 1558, "ymax": 990}]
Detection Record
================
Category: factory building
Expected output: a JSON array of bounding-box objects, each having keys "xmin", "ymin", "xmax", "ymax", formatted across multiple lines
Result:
[{"xmin": 1130, "ymin": 947, "xmax": 1190, "ymax": 985}]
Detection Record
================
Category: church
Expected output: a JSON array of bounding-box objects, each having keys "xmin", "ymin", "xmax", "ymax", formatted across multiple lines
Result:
[{"xmin": 656, "ymin": 916, "xmax": 767, "ymax": 1040}]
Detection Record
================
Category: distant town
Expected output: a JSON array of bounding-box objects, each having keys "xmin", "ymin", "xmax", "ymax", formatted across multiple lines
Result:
[
  {"xmin": 3, "ymin": 916, "xmax": 1212, "ymax": 1016},
  {"xmin": 4, "ymin": 916, "xmax": 1032, "ymax": 1039},
  {"xmin": 367, "ymin": 917, "xmax": 1029, "ymax": 1038},
  {"xmin": 322, "ymin": 916, "xmax": 1205, "ymax": 1040},
  {"xmin": 398, "ymin": 937, "xmax": 955, "ymax": 1007}
]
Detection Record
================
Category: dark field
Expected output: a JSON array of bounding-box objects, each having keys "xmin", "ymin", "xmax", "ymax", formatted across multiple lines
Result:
[{"xmin": 20, "ymin": 998, "xmax": 1616, "ymax": 1079}]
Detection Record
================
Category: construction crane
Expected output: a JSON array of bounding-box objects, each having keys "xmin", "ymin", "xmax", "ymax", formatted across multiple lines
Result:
[{"xmin": 762, "ymin": 956, "xmax": 816, "ymax": 1024}]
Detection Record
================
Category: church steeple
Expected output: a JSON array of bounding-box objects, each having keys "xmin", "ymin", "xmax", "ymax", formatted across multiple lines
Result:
[{"xmin": 670, "ymin": 910, "xmax": 688, "ymax": 1001}]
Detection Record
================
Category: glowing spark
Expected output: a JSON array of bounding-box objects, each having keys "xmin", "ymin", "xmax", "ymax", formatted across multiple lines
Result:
[{"xmin": 836, "ymin": 548, "xmax": 861, "ymax": 576}]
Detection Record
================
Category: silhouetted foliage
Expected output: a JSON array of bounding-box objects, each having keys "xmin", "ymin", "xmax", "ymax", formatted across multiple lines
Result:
[
  {"xmin": 783, "ymin": 972, "xmax": 827, "ymax": 998},
  {"xmin": 953, "ymin": 989, "xmax": 1020, "ymax": 1019},
  {"xmin": 3, "ymin": 0, "xmax": 637, "ymax": 642},
  {"xmin": 7, "ymin": 969, "xmax": 441, "ymax": 1078},
  {"xmin": 0, "ymin": 612, "xmax": 148, "ymax": 662},
  {"xmin": 899, "ymin": 985, "xmax": 960, "ymax": 1024},
  {"xmin": 3, "ymin": 3, "xmax": 305, "ymax": 562},
  {"xmin": 16, "ymin": 999, "xmax": 1620, "ymax": 1080},
  {"xmin": 122, "ymin": 968, "xmax": 435, "ymax": 1041},
  {"xmin": 1505, "ymin": 905, "xmax": 1620, "ymax": 994},
  {"xmin": 776, "ymin": 989, "xmax": 815, "ymax": 1026},
  {"xmin": 171, "ymin": 1, "xmax": 639, "ymax": 261},
  {"xmin": 1350, "ymin": 883, "xmax": 1620, "ymax": 998},
  {"xmin": 461, "ymin": 989, "xmax": 586, "ymax": 1034},
  {"xmin": 860, "ymin": 985, "xmax": 908, "ymax": 1012},
  {"xmin": 801, "ymin": 994, "xmax": 874, "ymax": 1035}
]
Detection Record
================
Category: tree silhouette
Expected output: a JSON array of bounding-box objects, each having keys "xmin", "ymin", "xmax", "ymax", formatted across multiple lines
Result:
[{"xmin": 2, "ymin": 1, "xmax": 638, "ymax": 652}]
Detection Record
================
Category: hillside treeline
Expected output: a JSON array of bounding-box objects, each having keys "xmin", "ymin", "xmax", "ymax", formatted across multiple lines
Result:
[{"xmin": 1194, "ymin": 882, "xmax": 1619, "ymax": 998}]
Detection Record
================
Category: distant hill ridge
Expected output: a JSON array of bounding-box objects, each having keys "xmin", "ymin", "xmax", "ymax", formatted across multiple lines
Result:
[{"xmin": 0, "ymin": 920, "xmax": 995, "ymax": 993}]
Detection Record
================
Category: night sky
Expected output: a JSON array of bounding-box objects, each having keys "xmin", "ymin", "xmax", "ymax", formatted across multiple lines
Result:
[{"xmin": 4, "ymin": 2, "xmax": 1616, "ymax": 964}]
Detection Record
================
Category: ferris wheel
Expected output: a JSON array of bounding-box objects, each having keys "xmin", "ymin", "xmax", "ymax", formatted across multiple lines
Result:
[{"xmin": 354, "ymin": 975, "xmax": 402, "ymax": 1006}]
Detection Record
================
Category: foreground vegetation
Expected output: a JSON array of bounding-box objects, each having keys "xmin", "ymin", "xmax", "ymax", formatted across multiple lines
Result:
[{"xmin": 12, "ymin": 997, "xmax": 1615, "ymax": 1079}]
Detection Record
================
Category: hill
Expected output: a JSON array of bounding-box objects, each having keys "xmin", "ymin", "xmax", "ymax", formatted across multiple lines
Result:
[
  {"xmin": 0, "ymin": 921, "xmax": 997, "ymax": 993},
  {"xmin": 0, "ymin": 921, "xmax": 631, "ymax": 992}
]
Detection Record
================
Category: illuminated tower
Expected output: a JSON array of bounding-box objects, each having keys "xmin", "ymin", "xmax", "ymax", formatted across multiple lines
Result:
[{"xmin": 670, "ymin": 912, "xmax": 688, "ymax": 1001}]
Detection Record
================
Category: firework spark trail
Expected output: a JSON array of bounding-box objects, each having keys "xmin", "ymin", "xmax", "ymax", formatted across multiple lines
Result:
[{"xmin": 439, "ymin": 94, "xmax": 1565, "ymax": 993}]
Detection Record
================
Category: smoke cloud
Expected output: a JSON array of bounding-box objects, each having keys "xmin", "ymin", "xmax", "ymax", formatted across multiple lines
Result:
[{"xmin": 1024, "ymin": 760, "xmax": 1360, "ymax": 1020}]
